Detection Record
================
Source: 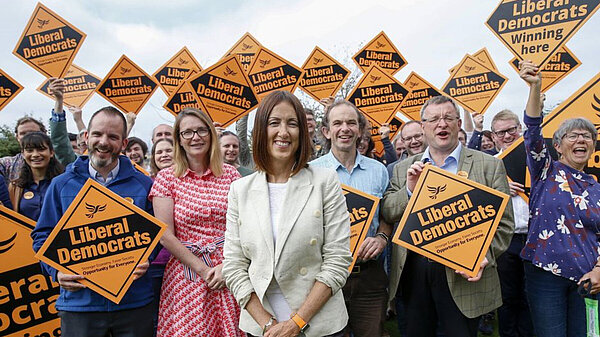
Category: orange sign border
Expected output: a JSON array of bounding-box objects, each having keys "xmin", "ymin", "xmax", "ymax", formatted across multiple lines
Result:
[
  {"xmin": 12, "ymin": 2, "xmax": 87, "ymax": 78},
  {"xmin": 401, "ymin": 71, "xmax": 445, "ymax": 121},
  {"xmin": 35, "ymin": 178, "xmax": 167, "ymax": 304},
  {"xmin": 392, "ymin": 165, "xmax": 510, "ymax": 277}
]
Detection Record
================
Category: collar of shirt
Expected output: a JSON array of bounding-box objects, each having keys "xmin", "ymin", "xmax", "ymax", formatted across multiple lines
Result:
[
  {"xmin": 182, "ymin": 167, "xmax": 214, "ymax": 179},
  {"xmin": 421, "ymin": 142, "xmax": 462, "ymax": 174},
  {"xmin": 324, "ymin": 150, "xmax": 364, "ymax": 174},
  {"xmin": 88, "ymin": 160, "xmax": 120, "ymax": 185}
]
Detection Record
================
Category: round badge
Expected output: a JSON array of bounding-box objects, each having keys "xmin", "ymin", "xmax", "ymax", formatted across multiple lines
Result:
[
  {"xmin": 23, "ymin": 191, "xmax": 34, "ymax": 200},
  {"xmin": 457, "ymin": 171, "xmax": 468, "ymax": 178}
]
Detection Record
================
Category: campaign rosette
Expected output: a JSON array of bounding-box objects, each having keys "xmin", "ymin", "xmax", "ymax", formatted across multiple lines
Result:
[{"xmin": 35, "ymin": 179, "xmax": 167, "ymax": 304}]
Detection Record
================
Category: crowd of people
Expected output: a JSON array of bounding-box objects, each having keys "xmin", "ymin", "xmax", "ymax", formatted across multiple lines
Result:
[{"xmin": 0, "ymin": 60, "xmax": 593, "ymax": 337}]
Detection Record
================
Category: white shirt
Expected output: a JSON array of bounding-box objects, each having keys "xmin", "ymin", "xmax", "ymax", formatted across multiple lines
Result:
[
  {"xmin": 496, "ymin": 149, "xmax": 529, "ymax": 234},
  {"xmin": 265, "ymin": 182, "xmax": 292, "ymax": 322}
]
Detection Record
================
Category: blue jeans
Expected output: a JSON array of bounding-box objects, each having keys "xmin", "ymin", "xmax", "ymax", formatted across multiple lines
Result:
[{"xmin": 524, "ymin": 261, "xmax": 588, "ymax": 337}]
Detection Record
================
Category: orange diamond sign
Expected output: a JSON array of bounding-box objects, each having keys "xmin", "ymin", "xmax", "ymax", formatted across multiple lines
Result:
[
  {"xmin": 247, "ymin": 46, "xmax": 304, "ymax": 101},
  {"xmin": 188, "ymin": 55, "xmax": 258, "ymax": 127},
  {"xmin": 96, "ymin": 55, "xmax": 158, "ymax": 114},
  {"xmin": 37, "ymin": 64, "xmax": 101, "ymax": 108},
  {"xmin": 153, "ymin": 47, "xmax": 202, "ymax": 97},
  {"xmin": 442, "ymin": 54, "xmax": 507, "ymax": 114},
  {"xmin": 342, "ymin": 184, "xmax": 379, "ymax": 271},
  {"xmin": 392, "ymin": 165, "xmax": 510, "ymax": 278},
  {"xmin": 346, "ymin": 64, "xmax": 409, "ymax": 127},
  {"xmin": 13, "ymin": 2, "xmax": 86, "ymax": 78},
  {"xmin": 485, "ymin": 0, "xmax": 600, "ymax": 68},
  {"xmin": 299, "ymin": 46, "xmax": 349, "ymax": 102},
  {"xmin": 0, "ymin": 206, "xmax": 61, "ymax": 337},
  {"xmin": 35, "ymin": 179, "xmax": 167, "ymax": 304},
  {"xmin": 401, "ymin": 72, "xmax": 444, "ymax": 121},
  {"xmin": 223, "ymin": 32, "xmax": 263, "ymax": 73},
  {"xmin": 353, "ymin": 31, "xmax": 407, "ymax": 75},
  {"xmin": 0, "ymin": 69, "xmax": 24, "ymax": 112}
]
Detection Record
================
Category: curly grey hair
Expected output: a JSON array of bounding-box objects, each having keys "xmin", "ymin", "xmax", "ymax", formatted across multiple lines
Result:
[{"xmin": 552, "ymin": 117, "xmax": 597, "ymax": 149}]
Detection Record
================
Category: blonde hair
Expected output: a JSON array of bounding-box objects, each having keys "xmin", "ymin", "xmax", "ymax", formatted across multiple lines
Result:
[{"xmin": 172, "ymin": 108, "xmax": 223, "ymax": 177}]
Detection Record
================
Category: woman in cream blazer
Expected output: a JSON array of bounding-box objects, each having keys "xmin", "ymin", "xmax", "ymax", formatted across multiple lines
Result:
[{"xmin": 223, "ymin": 91, "xmax": 352, "ymax": 337}]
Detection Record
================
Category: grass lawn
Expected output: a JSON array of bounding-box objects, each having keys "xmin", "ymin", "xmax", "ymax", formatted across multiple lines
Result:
[{"xmin": 383, "ymin": 314, "xmax": 500, "ymax": 337}]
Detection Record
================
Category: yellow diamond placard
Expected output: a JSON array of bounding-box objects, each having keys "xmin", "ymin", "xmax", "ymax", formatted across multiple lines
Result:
[
  {"xmin": 342, "ymin": 184, "xmax": 379, "ymax": 272},
  {"xmin": 508, "ymin": 45, "xmax": 581, "ymax": 93},
  {"xmin": 37, "ymin": 64, "xmax": 100, "ymax": 108},
  {"xmin": 35, "ymin": 179, "xmax": 167, "ymax": 304},
  {"xmin": 153, "ymin": 46, "xmax": 202, "ymax": 97},
  {"xmin": 299, "ymin": 46, "xmax": 350, "ymax": 102},
  {"xmin": 371, "ymin": 115, "xmax": 405, "ymax": 158},
  {"xmin": 0, "ymin": 206, "xmax": 61, "ymax": 337},
  {"xmin": 96, "ymin": 55, "xmax": 158, "ymax": 114},
  {"xmin": 188, "ymin": 55, "xmax": 258, "ymax": 127},
  {"xmin": 442, "ymin": 54, "xmax": 507, "ymax": 114},
  {"xmin": 400, "ymin": 72, "xmax": 444, "ymax": 121},
  {"xmin": 346, "ymin": 64, "xmax": 409, "ymax": 127},
  {"xmin": 392, "ymin": 165, "xmax": 509, "ymax": 278},
  {"xmin": 449, "ymin": 47, "xmax": 499, "ymax": 74},
  {"xmin": 247, "ymin": 46, "xmax": 304, "ymax": 102},
  {"xmin": 223, "ymin": 32, "xmax": 263, "ymax": 73},
  {"xmin": 163, "ymin": 70, "xmax": 206, "ymax": 117},
  {"xmin": 485, "ymin": 0, "xmax": 600, "ymax": 68},
  {"xmin": 0, "ymin": 69, "xmax": 24, "ymax": 112},
  {"xmin": 353, "ymin": 31, "xmax": 407, "ymax": 75},
  {"xmin": 13, "ymin": 2, "xmax": 86, "ymax": 78}
]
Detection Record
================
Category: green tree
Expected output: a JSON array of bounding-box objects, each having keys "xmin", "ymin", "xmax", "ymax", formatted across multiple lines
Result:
[{"xmin": 0, "ymin": 125, "xmax": 20, "ymax": 157}]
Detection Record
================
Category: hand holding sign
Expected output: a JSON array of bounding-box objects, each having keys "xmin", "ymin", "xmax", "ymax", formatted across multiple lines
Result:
[
  {"xmin": 57, "ymin": 271, "xmax": 86, "ymax": 291},
  {"xmin": 456, "ymin": 257, "xmax": 488, "ymax": 282},
  {"xmin": 519, "ymin": 60, "xmax": 542, "ymax": 85},
  {"xmin": 48, "ymin": 78, "xmax": 65, "ymax": 100},
  {"xmin": 407, "ymin": 161, "xmax": 428, "ymax": 194}
]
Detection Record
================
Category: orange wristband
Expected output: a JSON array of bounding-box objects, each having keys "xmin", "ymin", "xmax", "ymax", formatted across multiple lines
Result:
[{"xmin": 291, "ymin": 313, "xmax": 306, "ymax": 329}]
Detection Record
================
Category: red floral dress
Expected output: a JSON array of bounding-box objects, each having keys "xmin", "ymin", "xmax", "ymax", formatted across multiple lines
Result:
[{"xmin": 149, "ymin": 165, "xmax": 244, "ymax": 337}]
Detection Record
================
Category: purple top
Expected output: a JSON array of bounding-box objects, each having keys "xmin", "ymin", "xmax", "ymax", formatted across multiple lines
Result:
[{"xmin": 521, "ymin": 114, "xmax": 600, "ymax": 281}]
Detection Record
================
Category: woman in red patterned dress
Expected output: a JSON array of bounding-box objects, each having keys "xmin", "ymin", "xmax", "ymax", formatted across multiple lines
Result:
[{"xmin": 149, "ymin": 108, "xmax": 244, "ymax": 336}]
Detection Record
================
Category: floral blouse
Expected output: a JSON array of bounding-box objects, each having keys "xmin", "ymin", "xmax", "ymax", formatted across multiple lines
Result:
[{"xmin": 521, "ymin": 114, "xmax": 600, "ymax": 281}]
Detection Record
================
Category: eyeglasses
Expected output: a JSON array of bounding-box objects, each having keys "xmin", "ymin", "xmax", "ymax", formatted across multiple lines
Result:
[
  {"xmin": 563, "ymin": 132, "xmax": 593, "ymax": 142},
  {"xmin": 180, "ymin": 128, "xmax": 209, "ymax": 139},
  {"xmin": 402, "ymin": 133, "xmax": 423, "ymax": 142},
  {"xmin": 421, "ymin": 115, "xmax": 459, "ymax": 125},
  {"xmin": 493, "ymin": 126, "xmax": 519, "ymax": 138}
]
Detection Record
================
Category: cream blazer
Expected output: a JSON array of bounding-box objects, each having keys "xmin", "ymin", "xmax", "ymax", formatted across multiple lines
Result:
[{"xmin": 223, "ymin": 166, "xmax": 352, "ymax": 337}]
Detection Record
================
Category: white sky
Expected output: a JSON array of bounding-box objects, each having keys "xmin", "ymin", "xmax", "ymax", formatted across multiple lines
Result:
[{"xmin": 2, "ymin": 0, "xmax": 600, "ymax": 145}]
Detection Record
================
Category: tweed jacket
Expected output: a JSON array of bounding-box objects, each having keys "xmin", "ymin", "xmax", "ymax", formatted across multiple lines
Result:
[
  {"xmin": 223, "ymin": 166, "xmax": 352, "ymax": 336},
  {"xmin": 381, "ymin": 147, "xmax": 515, "ymax": 318}
]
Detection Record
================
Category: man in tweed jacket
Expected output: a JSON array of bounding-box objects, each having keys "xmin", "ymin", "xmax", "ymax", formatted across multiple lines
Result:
[{"xmin": 382, "ymin": 96, "xmax": 514, "ymax": 337}]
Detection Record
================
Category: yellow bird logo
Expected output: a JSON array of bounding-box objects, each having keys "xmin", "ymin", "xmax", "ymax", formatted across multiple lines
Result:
[
  {"xmin": 119, "ymin": 67, "xmax": 131, "ymax": 76},
  {"xmin": 0, "ymin": 233, "xmax": 17, "ymax": 254},
  {"xmin": 85, "ymin": 203, "xmax": 107, "ymax": 219},
  {"xmin": 464, "ymin": 65, "xmax": 476, "ymax": 73},
  {"xmin": 427, "ymin": 185, "xmax": 446, "ymax": 199},
  {"xmin": 408, "ymin": 81, "xmax": 419, "ymax": 88},
  {"xmin": 37, "ymin": 18, "xmax": 50, "ymax": 29},
  {"xmin": 375, "ymin": 41, "xmax": 386, "ymax": 49},
  {"xmin": 177, "ymin": 58, "xmax": 189, "ymax": 66},
  {"xmin": 259, "ymin": 59, "xmax": 270, "ymax": 68},
  {"xmin": 223, "ymin": 65, "xmax": 237, "ymax": 77},
  {"xmin": 313, "ymin": 57, "xmax": 323, "ymax": 65},
  {"xmin": 241, "ymin": 43, "xmax": 253, "ymax": 51},
  {"xmin": 369, "ymin": 75, "xmax": 381, "ymax": 84}
]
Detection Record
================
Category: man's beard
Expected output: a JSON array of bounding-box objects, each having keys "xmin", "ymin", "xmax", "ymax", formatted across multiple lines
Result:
[{"xmin": 90, "ymin": 147, "xmax": 119, "ymax": 169}]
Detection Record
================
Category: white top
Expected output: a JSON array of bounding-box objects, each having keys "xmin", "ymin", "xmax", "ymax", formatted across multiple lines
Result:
[
  {"xmin": 265, "ymin": 182, "xmax": 292, "ymax": 322},
  {"xmin": 496, "ymin": 150, "xmax": 529, "ymax": 234}
]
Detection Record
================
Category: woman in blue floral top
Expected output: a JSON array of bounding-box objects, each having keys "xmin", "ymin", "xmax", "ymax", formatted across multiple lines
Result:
[{"xmin": 520, "ymin": 60, "xmax": 600, "ymax": 337}]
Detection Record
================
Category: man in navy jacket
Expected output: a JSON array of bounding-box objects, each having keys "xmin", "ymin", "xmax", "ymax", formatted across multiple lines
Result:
[{"xmin": 32, "ymin": 106, "xmax": 155, "ymax": 337}]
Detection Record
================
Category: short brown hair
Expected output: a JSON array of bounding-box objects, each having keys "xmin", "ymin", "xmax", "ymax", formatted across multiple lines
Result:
[
  {"xmin": 173, "ymin": 108, "xmax": 223, "ymax": 177},
  {"xmin": 252, "ymin": 91, "xmax": 311, "ymax": 177},
  {"xmin": 491, "ymin": 109, "xmax": 520, "ymax": 132},
  {"xmin": 15, "ymin": 116, "xmax": 46, "ymax": 135}
]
